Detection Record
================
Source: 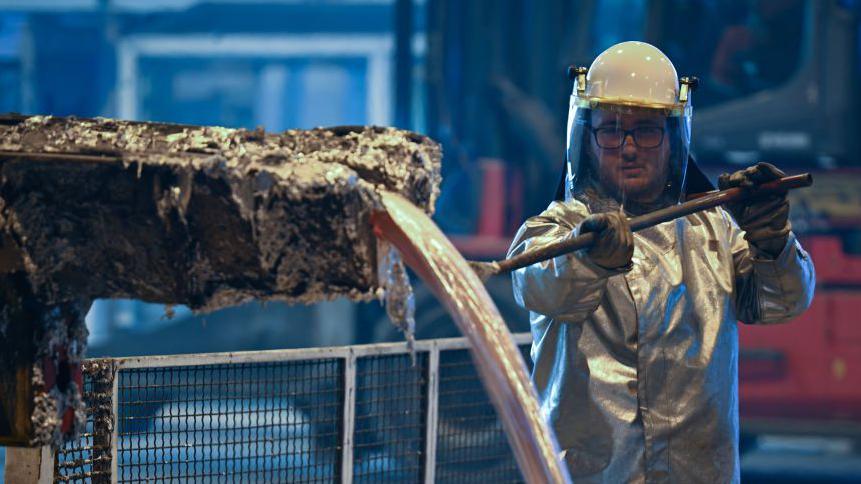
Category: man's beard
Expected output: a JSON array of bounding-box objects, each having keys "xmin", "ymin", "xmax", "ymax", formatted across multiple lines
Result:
[{"xmin": 575, "ymin": 175, "xmax": 675, "ymax": 216}]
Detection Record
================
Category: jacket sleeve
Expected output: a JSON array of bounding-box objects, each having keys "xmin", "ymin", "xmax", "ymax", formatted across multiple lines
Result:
[
  {"xmin": 727, "ymin": 210, "xmax": 816, "ymax": 324},
  {"xmin": 508, "ymin": 201, "xmax": 625, "ymax": 322}
]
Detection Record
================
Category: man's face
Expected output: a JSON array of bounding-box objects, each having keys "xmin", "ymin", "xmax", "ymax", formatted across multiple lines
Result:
[{"xmin": 589, "ymin": 110, "xmax": 671, "ymax": 204}]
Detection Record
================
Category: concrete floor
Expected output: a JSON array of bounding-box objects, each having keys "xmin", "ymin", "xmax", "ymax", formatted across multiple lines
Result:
[{"xmin": 742, "ymin": 435, "xmax": 861, "ymax": 483}]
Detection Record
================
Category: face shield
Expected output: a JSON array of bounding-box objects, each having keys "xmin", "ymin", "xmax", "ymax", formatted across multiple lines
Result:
[
  {"xmin": 564, "ymin": 101, "xmax": 691, "ymax": 210},
  {"xmin": 562, "ymin": 42, "xmax": 696, "ymax": 214}
]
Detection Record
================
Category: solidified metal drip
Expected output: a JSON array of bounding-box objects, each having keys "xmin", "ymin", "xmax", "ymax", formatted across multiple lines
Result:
[
  {"xmin": 376, "ymin": 239, "xmax": 417, "ymax": 360},
  {"xmin": 28, "ymin": 302, "xmax": 89, "ymax": 447}
]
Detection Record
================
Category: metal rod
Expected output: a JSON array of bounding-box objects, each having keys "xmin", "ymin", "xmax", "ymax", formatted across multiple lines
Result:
[
  {"xmin": 110, "ymin": 370, "xmax": 119, "ymax": 484},
  {"xmin": 423, "ymin": 343, "xmax": 440, "ymax": 483},
  {"xmin": 112, "ymin": 333, "xmax": 533, "ymax": 370},
  {"xmin": 471, "ymin": 173, "xmax": 812, "ymax": 280},
  {"xmin": 341, "ymin": 351, "xmax": 357, "ymax": 483}
]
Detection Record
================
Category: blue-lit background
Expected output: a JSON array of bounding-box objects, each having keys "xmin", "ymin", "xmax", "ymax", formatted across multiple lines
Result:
[{"xmin": 1, "ymin": 1, "xmax": 860, "ymax": 482}]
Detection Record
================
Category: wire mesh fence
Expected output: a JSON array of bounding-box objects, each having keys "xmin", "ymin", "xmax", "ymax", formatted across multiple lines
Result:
[
  {"xmin": 52, "ymin": 334, "xmax": 534, "ymax": 483},
  {"xmin": 434, "ymin": 347, "xmax": 532, "ymax": 483},
  {"xmin": 353, "ymin": 354, "xmax": 428, "ymax": 482},
  {"xmin": 115, "ymin": 359, "xmax": 344, "ymax": 483}
]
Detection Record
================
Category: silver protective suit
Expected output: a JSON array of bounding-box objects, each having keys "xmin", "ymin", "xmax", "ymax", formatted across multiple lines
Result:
[{"xmin": 508, "ymin": 198, "xmax": 815, "ymax": 483}]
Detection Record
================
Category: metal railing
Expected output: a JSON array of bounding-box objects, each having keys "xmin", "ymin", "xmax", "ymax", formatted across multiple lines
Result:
[{"xmin": 54, "ymin": 333, "xmax": 534, "ymax": 483}]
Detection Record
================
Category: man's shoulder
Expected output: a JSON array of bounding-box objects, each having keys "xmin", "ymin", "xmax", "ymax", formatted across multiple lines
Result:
[
  {"xmin": 538, "ymin": 198, "xmax": 591, "ymax": 223},
  {"xmin": 507, "ymin": 199, "xmax": 591, "ymax": 258}
]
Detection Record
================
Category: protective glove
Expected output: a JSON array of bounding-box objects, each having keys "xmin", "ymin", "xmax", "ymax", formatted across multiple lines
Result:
[
  {"xmin": 717, "ymin": 162, "xmax": 791, "ymax": 257},
  {"xmin": 578, "ymin": 211, "xmax": 634, "ymax": 270}
]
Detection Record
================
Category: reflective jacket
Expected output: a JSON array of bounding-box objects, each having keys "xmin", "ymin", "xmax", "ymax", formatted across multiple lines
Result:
[{"xmin": 509, "ymin": 198, "xmax": 815, "ymax": 483}]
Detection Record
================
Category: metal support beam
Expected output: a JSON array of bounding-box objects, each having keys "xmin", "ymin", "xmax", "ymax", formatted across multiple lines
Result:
[{"xmin": 394, "ymin": 0, "xmax": 414, "ymax": 129}]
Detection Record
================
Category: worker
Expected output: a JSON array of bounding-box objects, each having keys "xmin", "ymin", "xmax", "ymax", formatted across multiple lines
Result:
[{"xmin": 508, "ymin": 41, "xmax": 815, "ymax": 483}]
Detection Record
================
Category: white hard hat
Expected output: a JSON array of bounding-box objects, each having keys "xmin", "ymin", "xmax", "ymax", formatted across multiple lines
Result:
[{"xmin": 569, "ymin": 41, "xmax": 697, "ymax": 115}]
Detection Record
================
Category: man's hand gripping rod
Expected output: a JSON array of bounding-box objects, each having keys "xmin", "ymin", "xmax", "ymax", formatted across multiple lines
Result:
[{"xmin": 470, "ymin": 173, "xmax": 813, "ymax": 281}]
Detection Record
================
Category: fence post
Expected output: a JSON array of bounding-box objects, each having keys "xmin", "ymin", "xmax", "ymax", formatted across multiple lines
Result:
[
  {"xmin": 5, "ymin": 446, "xmax": 54, "ymax": 483},
  {"xmin": 341, "ymin": 350, "xmax": 357, "ymax": 483},
  {"xmin": 423, "ymin": 343, "xmax": 440, "ymax": 483},
  {"xmin": 109, "ymin": 365, "xmax": 120, "ymax": 484}
]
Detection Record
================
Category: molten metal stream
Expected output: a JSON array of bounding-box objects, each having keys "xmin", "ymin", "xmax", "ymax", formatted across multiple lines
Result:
[{"xmin": 371, "ymin": 192, "xmax": 570, "ymax": 483}]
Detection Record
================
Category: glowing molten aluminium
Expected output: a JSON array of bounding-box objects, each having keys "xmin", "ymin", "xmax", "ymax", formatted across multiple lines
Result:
[{"xmin": 372, "ymin": 192, "xmax": 570, "ymax": 483}]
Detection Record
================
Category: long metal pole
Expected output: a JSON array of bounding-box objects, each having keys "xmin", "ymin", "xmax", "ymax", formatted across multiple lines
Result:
[{"xmin": 472, "ymin": 173, "xmax": 812, "ymax": 280}]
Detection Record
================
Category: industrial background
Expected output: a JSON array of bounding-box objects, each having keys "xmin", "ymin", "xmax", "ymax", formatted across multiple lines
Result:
[{"xmin": 0, "ymin": 0, "xmax": 860, "ymax": 482}]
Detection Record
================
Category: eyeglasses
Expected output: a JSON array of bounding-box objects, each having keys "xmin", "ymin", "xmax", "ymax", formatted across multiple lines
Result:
[{"xmin": 591, "ymin": 126, "xmax": 665, "ymax": 149}]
